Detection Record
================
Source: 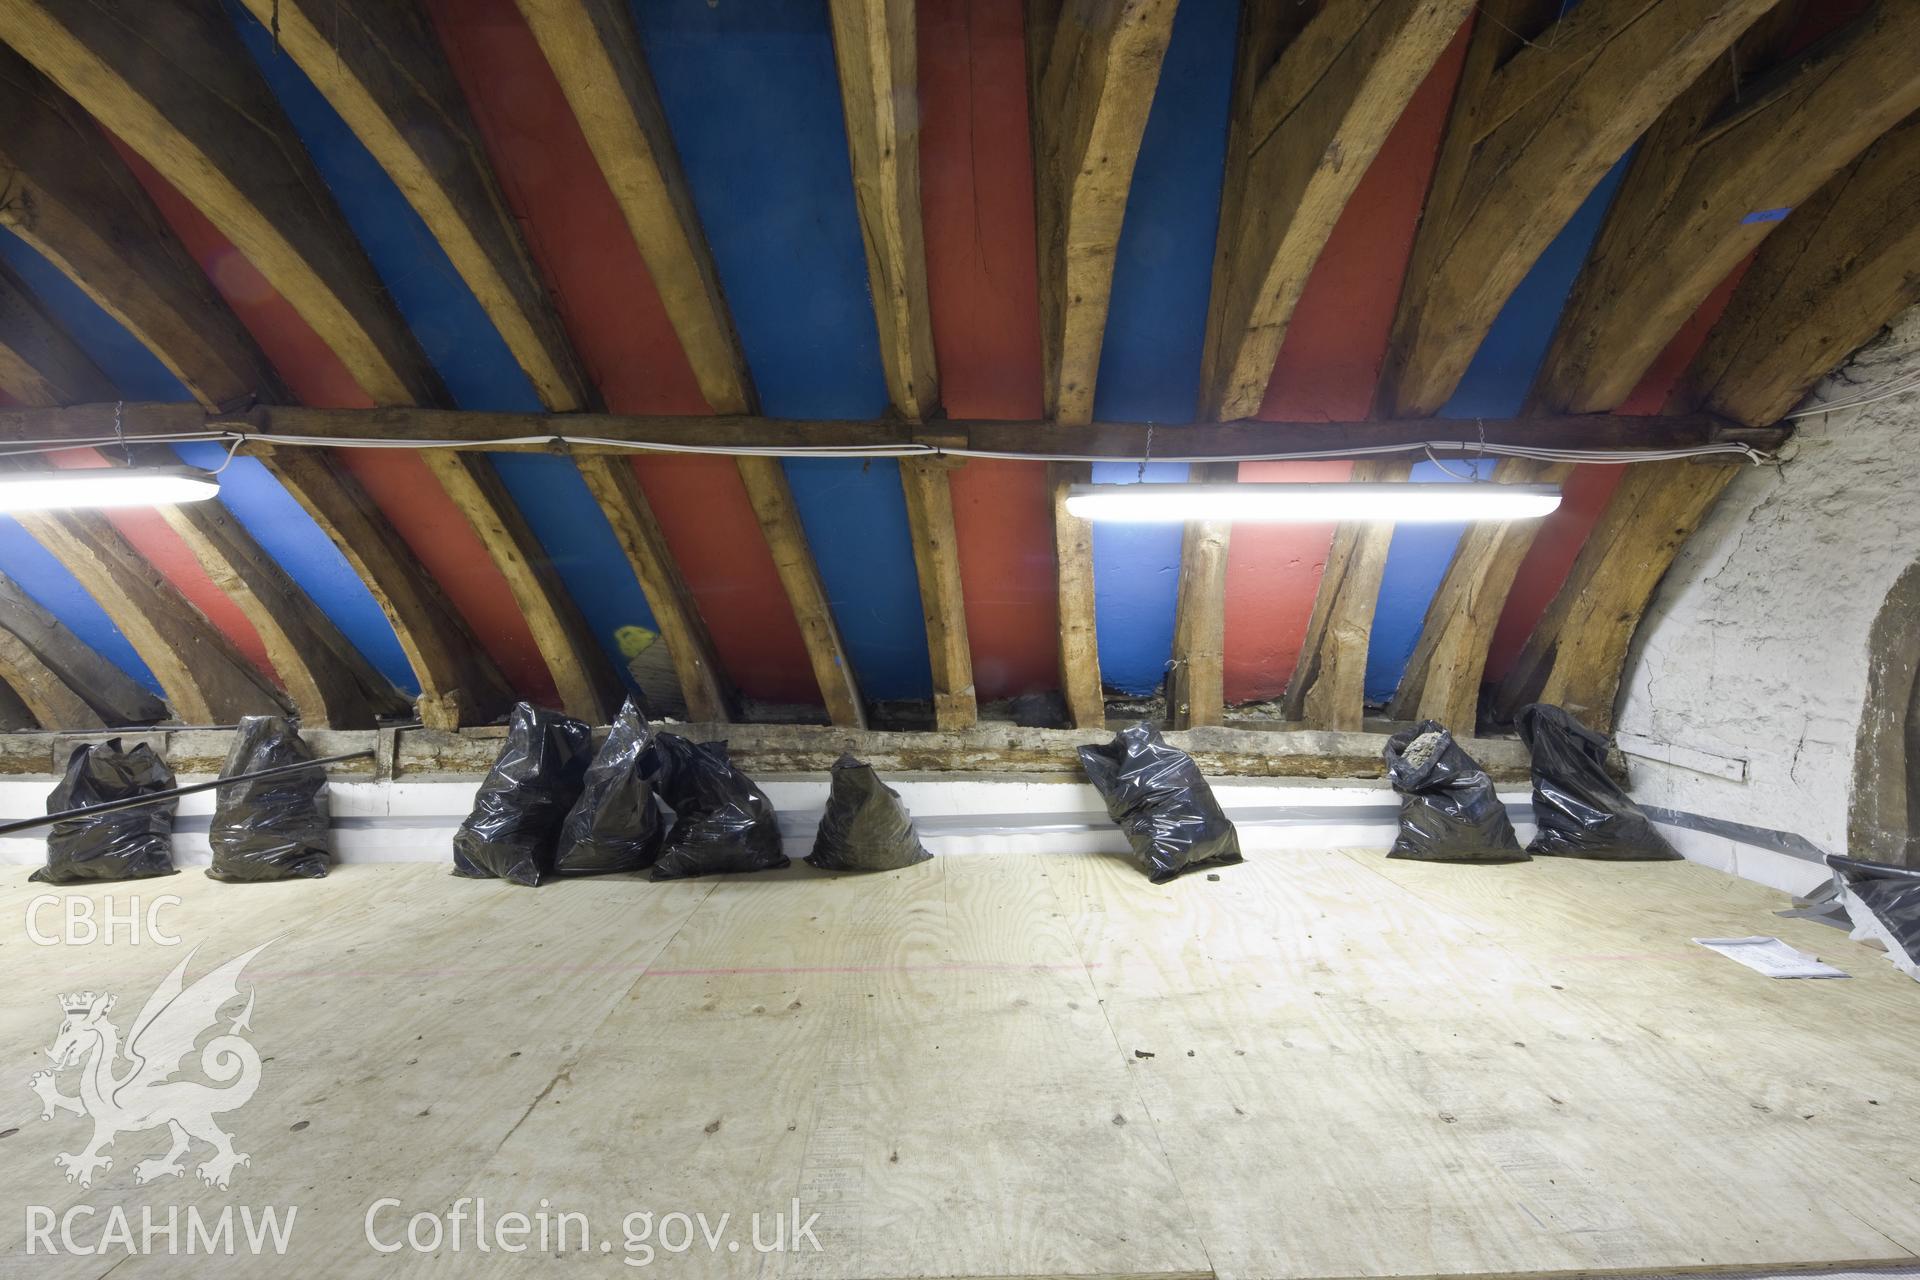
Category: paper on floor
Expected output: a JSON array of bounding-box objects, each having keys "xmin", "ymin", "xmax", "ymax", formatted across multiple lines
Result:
[{"xmin": 1693, "ymin": 936, "xmax": 1849, "ymax": 979}]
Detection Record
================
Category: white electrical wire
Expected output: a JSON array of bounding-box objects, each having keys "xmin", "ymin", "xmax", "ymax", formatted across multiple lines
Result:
[
  {"xmin": 1783, "ymin": 368, "xmax": 1920, "ymax": 419},
  {"xmin": 0, "ymin": 428, "xmax": 1774, "ymax": 468}
]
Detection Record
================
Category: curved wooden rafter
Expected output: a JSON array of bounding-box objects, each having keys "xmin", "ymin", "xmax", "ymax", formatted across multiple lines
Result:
[
  {"xmin": 519, "ymin": 0, "xmax": 864, "ymax": 727},
  {"xmin": 0, "ymin": 0, "xmax": 622, "ymax": 724},
  {"xmin": 1530, "ymin": 3, "xmax": 1920, "ymax": 415},
  {"xmin": 0, "ymin": 569, "xmax": 166, "ymax": 727},
  {"xmin": 1379, "ymin": 0, "xmax": 1779, "ymax": 418},
  {"xmin": 0, "ymin": 260, "xmax": 288, "ymax": 724}
]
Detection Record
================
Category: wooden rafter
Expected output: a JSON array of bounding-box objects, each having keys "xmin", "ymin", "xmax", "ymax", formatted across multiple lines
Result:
[
  {"xmin": 1047, "ymin": 461, "xmax": 1103, "ymax": 729},
  {"xmin": 515, "ymin": 0, "xmax": 864, "ymax": 726},
  {"xmin": 1199, "ymin": 0, "xmax": 1471, "ymax": 421},
  {"xmin": 898, "ymin": 457, "xmax": 975, "ymax": 729},
  {"xmin": 573, "ymin": 455, "xmax": 735, "ymax": 723},
  {"xmin": 1165, "ymin": 462, "xmax": 1235, "ymax": 729},
  {"xmin": 418, "ymin": 452, "xmax": 623, "ymax": 724},
  {"xmin": 1531, "ymin": 4, "xmax": 1920, "ymax": 415},
  {"xmin": 739, "ymin": 457, "xmax": 866, "ymax": 728},
  {"xmin": 229, "ymin": 0, "xmax": 593, "ymax": 413},
  {"xmin": 0, "ymin": 570, "xmax": 167, "ymax": 727},
  {"xmin": 0, "ymin": 0, "xmax": 443, "ymax": 406},
  {"xmin": 0, "ymin": 51, "xmax": 505, "ymax": 728},
  {"xmin": 263, "ymin": 447, "xmax": 513, "ymax": 730},
  {"xmin": 1384, "ymin": 458, "xmax": 1573, "ymax": 731},
  {"xmin": 1282, "ymin": 458, "xmax": 1412, "ymax": 730},
  {"xmin": 0, "ymin": 0, "xmax": 637, "ymax": 721},
  {"xmin": 1027, "ymin": 0, "xmax": 1178, "ymax": 424},
  {"xmin": 0, "ymin": 45, "xmax": 280, "ymax": 409},
  {"xmin": 1681, "ymin": 111, "xmax": 1920, "ymax": 427},
  {"xmin": 1491, "ymin": 461, "xmax": 1740, "ymax": 732},
  {"xmin": 0, "ymin": 265, "xmax": 293, "ymax": 725},
  {"xmin": 826, "ymin": 0, "xmax": 974, "ymax": 729},
  {"xmin": 1497, "ymin": 114, "xmax": 1920, "ymax": 734},
  {"xmin": 0, "ymin": 623, "xmax": 102, "ymax": 729},
  {"xmin": 1379, "ymin": 0, "xmax": 1777, "ymax": 418},
  {"xmin": 513, "ymin": 0, "xmax": 750, "ymax": 415},
  {"xmin": 828, "ymin": 0, "xmax": 939, "ymax": 421}
]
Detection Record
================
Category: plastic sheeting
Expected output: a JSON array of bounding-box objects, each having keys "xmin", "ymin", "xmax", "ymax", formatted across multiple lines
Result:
[
  {"xmin": 807, "ymin": 753, "xmax": 931, "ymax": 872},
  {"xmin": 1516, "ymin": 703, "xmax": 1677, "ymax": 860},
  {"xmin": 208, "ymin": 716, "xmax": 331, "ymax": 882},
  {"xmin": 34, "ymin": 739, "xmax": 178, "ymax": 884},
  {"xmin": 1078, "ymin": 722, "xmax": 1243, "ymax": 883},
  {"xmin": 650, "ymin": 736, "xmax": 788, "ymax": 881},
  {"xmin": 555, "ymin": 697, "xmax": 664, "ymax": 877},
  {"xmin": 1827, "ymin": 854, "xmax": 1920, "ymax": 981},
  {"xmin": 451, "ymin": 704, "xmax": 593, "ymax": 887},
  {"xmin": 1384, "ymin": 721, "xmax": 1526, "ymax": 863}
]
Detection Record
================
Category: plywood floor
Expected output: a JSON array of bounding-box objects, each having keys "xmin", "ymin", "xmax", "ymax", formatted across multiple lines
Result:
[{"xmin": 2, "ymin": 850, "xmax": 1918, "ymax": 1279}]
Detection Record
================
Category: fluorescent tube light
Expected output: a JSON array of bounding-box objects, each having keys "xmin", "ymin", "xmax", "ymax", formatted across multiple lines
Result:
[
  {"xmin": 1063, "ymin": 482, "xmax": 1562, "ymax": 523},
  {"xmin": 0, "ymin": 466, "xmax": 221, "ymax": 513}
]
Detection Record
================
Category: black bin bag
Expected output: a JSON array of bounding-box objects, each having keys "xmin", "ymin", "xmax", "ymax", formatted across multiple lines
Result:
[
  {"xmin": 1515, "ymin": 703, "xmax": 1678, "ymax": 860},
  {"xmin": 807, "ymin": 753, "xmax": 932, "ymax": 872},
  {"xmin": 554, "ymin": 696, "xmax": 664, "ymax": 877},
  {"xmin": 452, "ymin": 703, "xmax": 593, "ymax": 887},
  {"xmin": 1825, "ymin": 855, "xmax": 1920, "ymax": 981},
  {"xmin": 1384, "ymin": 721, "xmax": 1526, "ymax": 863},
  {"xmin": 1078, "ymin": 722, "xmax": 1242, "ymax": 883},
  {"xmin": 208, "ymin": 716, "xmax": 331, "ymax": 882},
  {"xmin": 650, "ymin": 735, "xmax": 788, "ymax": 880},
  {"xmin": 34, "ymin": 739, "xmax": 178, "ymax": 884}
]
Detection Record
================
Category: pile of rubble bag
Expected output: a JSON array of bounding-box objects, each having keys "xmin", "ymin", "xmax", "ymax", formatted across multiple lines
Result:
[{"xmin": 1381, "ymin": 703, "xmax": 1679, "ymax": 863}]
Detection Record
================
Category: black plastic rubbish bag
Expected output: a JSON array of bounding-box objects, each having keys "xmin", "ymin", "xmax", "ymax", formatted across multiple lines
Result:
[
  {"xmin": 554, "ymin": 697, "xmax": 665, "ymax": 877},
  {"xmin": 1384, "ymin": 721, "xmax": 1526, "ymax": 863},
  {"xmin": 208, "ymin": 716, "xmax": 331, "ymax": 882},
  {"xmin": 1515, "ymin": 703, "xmax": 1678, "ymax": 861},
  {"xmin": 1826, "ymin": 854, "xmax": 1920, "ymax": 981},
  {"xmin": 33, "ymin": 739, "xmax": 178, "ymax": 884},
  {"xmin": 1078, "ymin": 722, "xmax": 1242, "ymax": 883},
  {"xmin": 650, "ymin": 735, "xmax": 788, "ymax": 880},
  {"xmin": 451, "ymin": 704, "xmax": 593, "ymax": 887},
  {"xmin": 807, "ymin": 753, "xmax": 932, "ymax": 872}
]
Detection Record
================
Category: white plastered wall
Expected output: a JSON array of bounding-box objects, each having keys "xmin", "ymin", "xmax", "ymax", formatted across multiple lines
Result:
[{"xmin": 1618, "ymin": 308, "xmax": 1920, "ymax": 891}]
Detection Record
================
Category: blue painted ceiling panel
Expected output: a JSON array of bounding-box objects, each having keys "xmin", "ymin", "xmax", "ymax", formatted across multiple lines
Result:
[
  {"xmin": 231, "ymin": 0, "xmax": 658, "ymax": 683},
  {"xmin": 0, "ymin": 230, "xmax": 181, "ymax": 400},
  {"xmin": 0, "ymin": 517, "xmax": 162, "ymax": 694},
  {"xmin": 1361, "ymin": 154, "xmax": 1634, "ymax": 711},
  {"xmin": 1092, "ymin": 0, "xmax": 1237, "ymax": 426},
  {"xmin": 1362, "ymin": 458, "xmax": 1495, "ymax": 704},
  {"xmin": 1090, "ymin": 461, "xmax": 1191, "ymax": 697},
  {"xmin": 635, "ymin": 0, "xmax": 929, "ymax": 701},
  {"xmin": 1087, "ymin": 0, "xmax": 1236, "ymax": 699},
  {"xmin": 784, "ymin": 458, "xmax": 931, "ymax": 700}
]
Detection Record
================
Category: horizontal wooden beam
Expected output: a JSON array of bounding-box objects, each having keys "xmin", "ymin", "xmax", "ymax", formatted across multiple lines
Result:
[
  {"xmin": 0, "ymin": 403, "xmax": 1783, "ymax": 457},
  {"xmin": 0, "ymin": 722, "xmax": 1559, "ymax": 784}
]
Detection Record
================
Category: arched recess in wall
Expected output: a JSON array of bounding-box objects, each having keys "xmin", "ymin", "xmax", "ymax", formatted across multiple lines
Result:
[{"xmin": 1851, "ymin": 557, "xmax": 1920, "ymax": 867}]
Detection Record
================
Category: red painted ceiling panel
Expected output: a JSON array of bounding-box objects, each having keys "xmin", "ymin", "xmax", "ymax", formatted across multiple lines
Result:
[
  {"xmin": 110, "ymin": 136, "xmax": 560, "ymax": 703},
  {"xmin": 919, "ymin": 0, "xmax": 1058, "ymax": 702},
  {"xmin": 1224, "ymin": 21, "xmax": 1471, "ymax": 705},
  {"xmin": 426, "ymin": 0, "xmax": 823, "ymax": 709}
]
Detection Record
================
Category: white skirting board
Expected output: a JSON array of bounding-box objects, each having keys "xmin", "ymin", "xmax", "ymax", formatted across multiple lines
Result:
[
  {"xmin": 0, "ymin": 772, "xmax": 1833, "ymax": 897},
  {"xmin": 0, "ymin": 774, "xmax": 1536, "ymax": 865}
]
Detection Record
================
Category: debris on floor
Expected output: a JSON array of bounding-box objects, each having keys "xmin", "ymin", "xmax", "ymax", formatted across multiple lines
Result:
[{"xmin": 1693, "ymin": 936, "xmax": 1849, "ymax": 979}]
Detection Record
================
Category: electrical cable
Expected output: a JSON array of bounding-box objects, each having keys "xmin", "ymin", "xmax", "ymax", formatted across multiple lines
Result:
[{"xmin": 0, "ymin": 428, "xmax": 1776, "ymax": 469}]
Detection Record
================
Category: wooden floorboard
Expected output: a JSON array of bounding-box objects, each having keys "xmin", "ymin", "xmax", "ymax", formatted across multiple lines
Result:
[{"xmin": 0, "ymin": 853, "xmax": 1915, "ymax": 1278}]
